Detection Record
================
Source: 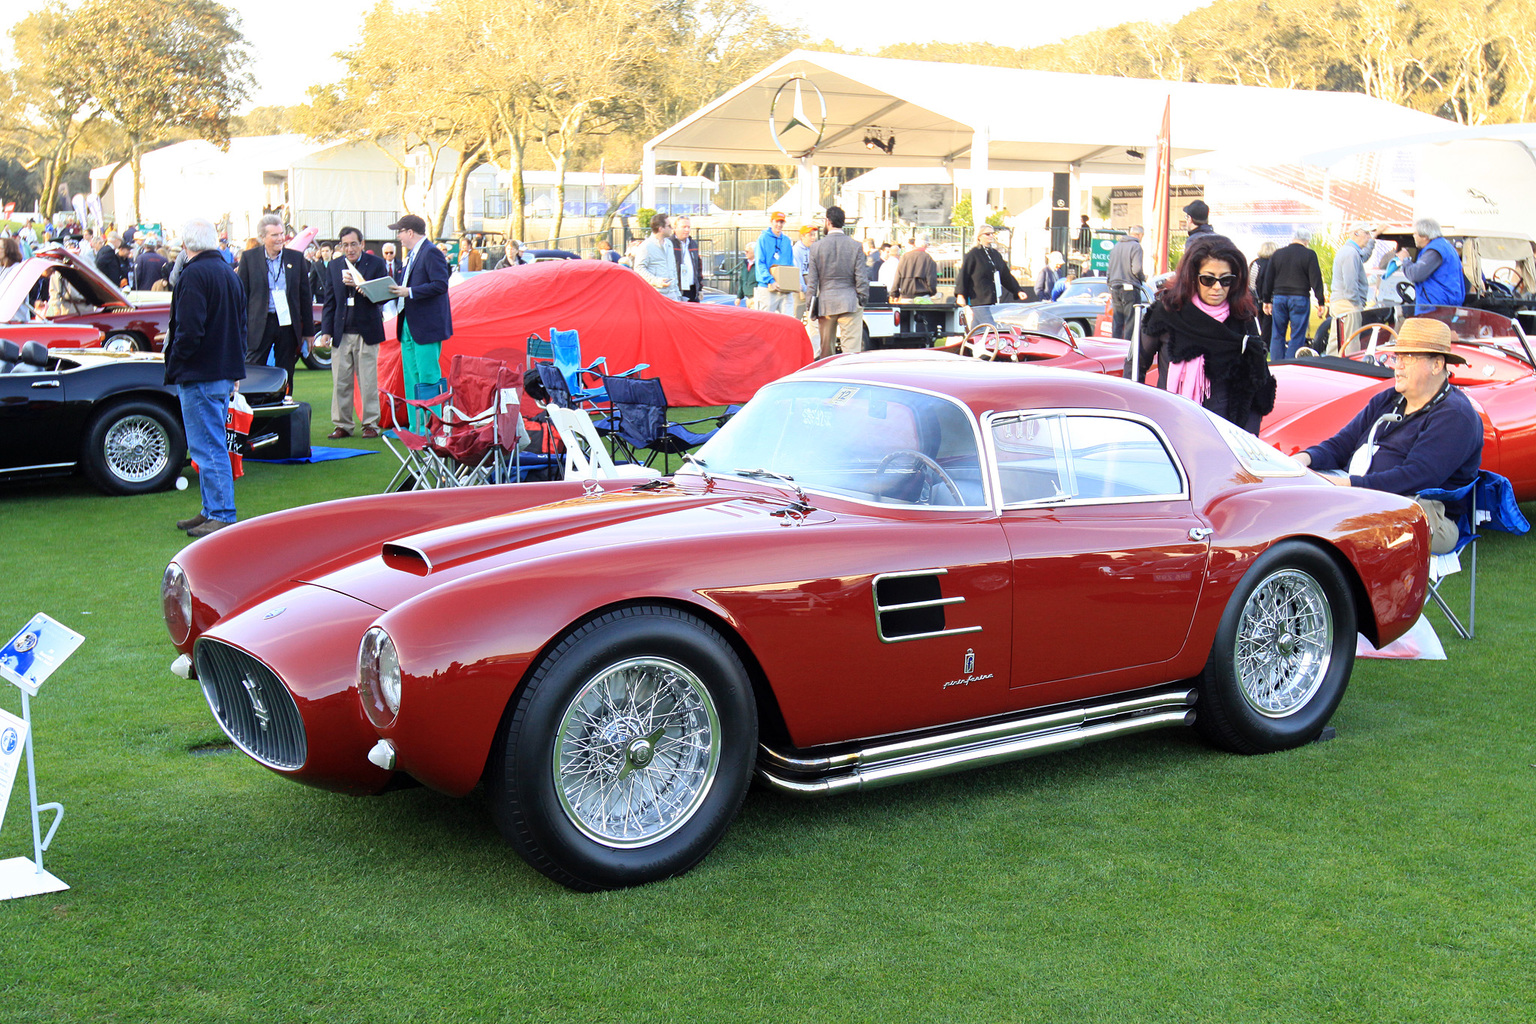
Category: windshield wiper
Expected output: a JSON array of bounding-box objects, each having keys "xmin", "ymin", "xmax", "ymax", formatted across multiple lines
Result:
[{"xmin": 680, "ymin": 453, "xmax": 711, "ymax": 483}]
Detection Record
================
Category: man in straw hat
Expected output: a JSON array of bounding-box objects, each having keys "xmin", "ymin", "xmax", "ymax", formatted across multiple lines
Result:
[{"xmin": 1293, "ymin": 317, "xmax": 1482, "ymax": 553}]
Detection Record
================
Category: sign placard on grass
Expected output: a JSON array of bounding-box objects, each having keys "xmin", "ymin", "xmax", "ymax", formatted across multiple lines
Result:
[
  {"xmin": 0, "ymin": 707, "xmax": 26, "ymax": 833},
  {"xmin": 0, "ymin": 613, "xmax": 85, "ymax": 696}
]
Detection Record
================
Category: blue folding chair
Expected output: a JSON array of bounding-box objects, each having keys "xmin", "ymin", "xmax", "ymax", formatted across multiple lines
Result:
[
  {"xmin": 1418, "ymin": 470, "xmax": 1530, "ymax": 639},
  {"xmin": 549, "ymin": 327, "xmax": 647, "ymax": 407},
  {"xmin": 600, "ymin": 375, "xmax": 732, "ymax": 473}
]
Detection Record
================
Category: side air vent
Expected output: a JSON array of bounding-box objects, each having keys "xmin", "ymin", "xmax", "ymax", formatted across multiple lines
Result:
[{"xmin": 872, "ymin": 568, "xmax": 982, "ymax": 643}]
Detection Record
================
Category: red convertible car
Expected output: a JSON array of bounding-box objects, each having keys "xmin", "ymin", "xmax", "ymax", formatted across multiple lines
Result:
[
  {"xmin": 164, "ymin": 354, "xmax": 1429, "ymax": 890},
  {"xmin": 1261, "ymin": 306, "xmax": 1536, "ymax": 500}
]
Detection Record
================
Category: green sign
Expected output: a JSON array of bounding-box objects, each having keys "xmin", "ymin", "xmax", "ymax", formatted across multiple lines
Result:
[{"xmin": 1089, "ymin": 234, "xmax": 1121, "ymax": 274}]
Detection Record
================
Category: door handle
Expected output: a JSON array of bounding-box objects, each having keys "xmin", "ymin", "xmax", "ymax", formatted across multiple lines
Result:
[
  {"xmin": 1189, "ymin": 527, "xmax": 1213, "ymax": 542},
  {"xmin": 31, "ymin": 380, "xmax": 61, "ymax": 389}
]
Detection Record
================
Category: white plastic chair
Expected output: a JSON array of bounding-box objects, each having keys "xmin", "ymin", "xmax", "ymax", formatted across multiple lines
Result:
[{"xmin": 544, "ymin": 404, "xmax": 661, "ymax": 482}]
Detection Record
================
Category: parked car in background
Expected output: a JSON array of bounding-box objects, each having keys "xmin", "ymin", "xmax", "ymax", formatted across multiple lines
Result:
[
  {"xmin": 0, "ymin": 340, "xmax": 291, "ymax": 495},
  {"xmin": 165, "ymin": 352, "xmax": 1429, "ymax": 891}
]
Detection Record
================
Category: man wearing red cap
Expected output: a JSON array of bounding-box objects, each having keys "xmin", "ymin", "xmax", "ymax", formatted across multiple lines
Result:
[{"xmin": 753, "ymin": 211, "xmax": 796, "ymax": 316}]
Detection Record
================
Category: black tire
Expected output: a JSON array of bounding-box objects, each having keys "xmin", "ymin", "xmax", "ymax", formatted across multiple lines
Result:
[
  {"xmin": 488, "ymin": 606, "xmax": 757, "ymax": 891},
  {"xmin": 103, "ymin": 332, "xmax": 145, "ymax": 353},
  {"xmin": 81, "ymin": 399, "xmax": 186, "ymax": 495},
  {"xmin": 1195, "ymin": 541, "xmax": 1356, "ymax": 755},
  {"xmin": 302, "ymin": 336, "xmax": 333, "ymax": 371}
]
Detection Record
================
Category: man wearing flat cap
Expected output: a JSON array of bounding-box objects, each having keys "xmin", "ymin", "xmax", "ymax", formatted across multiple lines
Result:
[
  {"xmin": 1184, "ymin": 199, "xmax": 1214, "ymax": 239},
  {"xmin": 1294, "ymin": 318, "xmax": 1482, "ymax": 553},
  {"xmin": 386, "ymin": 214, "xmax": 452, "ymax": 431}
]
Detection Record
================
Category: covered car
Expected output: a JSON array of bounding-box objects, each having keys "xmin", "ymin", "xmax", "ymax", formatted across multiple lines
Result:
[
  {"xmin": 378, "ymin": 258, "xmax": 813, "ymax": 409},
  {"xmin": 165, "ymin": 353, "xmax": 1429, "ymax": 891}
]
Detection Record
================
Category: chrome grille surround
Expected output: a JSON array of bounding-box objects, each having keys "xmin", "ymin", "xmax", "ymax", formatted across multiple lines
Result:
[{"xmin": 194, "ymin": 639, "xmax": 306, "ymax": 771}]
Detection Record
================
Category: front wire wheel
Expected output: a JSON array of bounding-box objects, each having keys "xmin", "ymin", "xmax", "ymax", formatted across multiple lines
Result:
[
  {"xmin": 489, "ymin": 606, "xmax": 757, "ymax": 891},
  {"xmin": 553, "ymin": 656, "xmax": 722, "ymax": 848},
  {"xmin": 1196, "ymin": 541, "xmax": 1356, "ymax": 754}
]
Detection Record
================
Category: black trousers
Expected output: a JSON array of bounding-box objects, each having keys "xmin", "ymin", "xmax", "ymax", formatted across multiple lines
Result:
[
  {"xmin": 247, "ymin": 312, "xmax": 301, "ymax": 391},
  {"xmin": 1110, "ymin": 285, "xmax": 1140, "ymax": 340}
]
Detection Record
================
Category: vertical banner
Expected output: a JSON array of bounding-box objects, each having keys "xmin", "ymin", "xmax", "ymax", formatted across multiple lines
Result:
[{"xmin": 1150, "ymin": 96, "xmax": 1173, "ymax": 275}]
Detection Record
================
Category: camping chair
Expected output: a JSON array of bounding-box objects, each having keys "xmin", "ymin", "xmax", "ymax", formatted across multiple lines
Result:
[
  {"xmin": 1418, "ymin": 470, "xmax": 1529, "ymax": 639},
  {"xmin": 599, "ymin": 374, "xmax": 731, "ymax": 473},
  {"xmin": 547, "ymin": 327, "xmax": 648, "ymax": 407},
  {"xmin": 543, "ymin": 404, "xmax": 662, "ymax": 482}
]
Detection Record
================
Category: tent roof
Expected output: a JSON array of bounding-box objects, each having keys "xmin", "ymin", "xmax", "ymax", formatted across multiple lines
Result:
[{"xmin": 647, "ymin": 50, "xmax": 1454, "ymax": 173}]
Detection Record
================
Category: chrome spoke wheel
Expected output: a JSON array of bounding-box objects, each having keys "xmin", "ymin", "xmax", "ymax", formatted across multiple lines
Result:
[
  {"xmin": 104, "ymin": 414, "xmax": 171, "ymax": 483},
  {"xmin": 553, "ymin": 656, "xmax": 721, "ymax": 848},
  {"xmin": 1233, "ymin": 568, "xmax": 1332, "ymax": 717}
]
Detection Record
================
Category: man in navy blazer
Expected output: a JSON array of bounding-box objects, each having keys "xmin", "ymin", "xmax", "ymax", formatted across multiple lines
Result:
[
  {"xmin": 318, "ymin": 225, "xmax": 389, "ymax": 438},
  {"xmin": 237, "ymin": 212, "xmax": 314, "ymax": 393},
  {"xmin": 386, "ymin": 214, "xmax": 451, "ymax": 430}
]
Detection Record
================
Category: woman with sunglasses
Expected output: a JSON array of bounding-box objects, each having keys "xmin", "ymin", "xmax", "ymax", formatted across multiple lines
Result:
[{"xmin": 1134, "ymin": 234, "xmax": 1276, "ymax": 431}]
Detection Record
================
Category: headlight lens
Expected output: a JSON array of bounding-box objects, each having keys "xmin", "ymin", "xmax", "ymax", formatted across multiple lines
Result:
[
  {"xmin": 358, "ymin": 626, "xmax": 402, "ymax": 726},
  {"xmin": 162, "ymin": 563, "xmax": 192, "ymax": 645}
]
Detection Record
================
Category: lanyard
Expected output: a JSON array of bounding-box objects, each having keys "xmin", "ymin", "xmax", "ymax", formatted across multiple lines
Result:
[{"xmin": 267, "ymin": 253, "xmax": 284, "ymax": 292}]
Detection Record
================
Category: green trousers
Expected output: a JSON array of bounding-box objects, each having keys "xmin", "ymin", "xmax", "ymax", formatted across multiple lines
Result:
[{"xmin": 398, "ymin": 319, "xmax": 443, "ymax": 432}]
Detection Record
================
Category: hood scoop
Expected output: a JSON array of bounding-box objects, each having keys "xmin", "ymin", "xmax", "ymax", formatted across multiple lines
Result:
[{"xmin": 380, "ymin": 490, "xmax": 725, "ymax": 576}]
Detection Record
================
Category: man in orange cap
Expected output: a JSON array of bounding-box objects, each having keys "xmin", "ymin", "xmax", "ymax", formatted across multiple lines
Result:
[{"xmin": 1294, "ymin": 317, "xmax": 1482, "ymax": 552}]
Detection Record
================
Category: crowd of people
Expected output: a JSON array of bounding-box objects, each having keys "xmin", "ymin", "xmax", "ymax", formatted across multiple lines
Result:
[{"xmin": 1, "ymin": 195, "xmax": 1487, "ymax": 557}]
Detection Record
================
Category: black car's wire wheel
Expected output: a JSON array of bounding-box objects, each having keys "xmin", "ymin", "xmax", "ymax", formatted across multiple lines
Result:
[
  {"xmin": 488, "ymin": 605, "xmax": 757, "ymax": 891},
  {"xmin": 81, "ymin": 399, "xmax": 186, "ymax": 495},
  {"xmin": 1196, "ymin": 541, "xmax": 1356, "ymax": 754}
]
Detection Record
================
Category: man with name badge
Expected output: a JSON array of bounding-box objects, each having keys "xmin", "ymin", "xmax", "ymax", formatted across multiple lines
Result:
[
  {"xmin": 237, "ymin": 213, "xmax": 314, "ymax": 394},
  {"xmin": 318, "ymin": 226, "xmax": 389, "ymax": 439}
]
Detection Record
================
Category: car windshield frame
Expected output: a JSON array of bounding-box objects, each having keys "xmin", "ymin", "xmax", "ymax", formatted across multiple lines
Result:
[{"xmin": 678, "ymin": 378, "xmax": 992, "ymax": 511}]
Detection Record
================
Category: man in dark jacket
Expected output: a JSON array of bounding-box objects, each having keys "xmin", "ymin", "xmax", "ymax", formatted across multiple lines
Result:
[
  {"xmin": 96, "ymin": 233, "xmax": 128, "ymax": 288},
  {"xmin": 1106, "ymin": 226, "xmax": 1145, "ymax": 340},
  {"xmin": 955, "ymin": 226, "xmax": 1024, "ymax": 326},
  {"xmin": 386, "ymin": 213, "xmax": 452, "ymax": 430},
  {"xmin": 1294, "ymin": 318, "xmax": 1480, "ymax": 554},
  {"xmin": 1259, "ymin": 229, "xmax": 1325, "ymax": 359},
  {"xmin": 1184, "ymin": 199, "xmax": 1214, "ymax": 239},
  {"xmin": 164, "ymin": 217, "xmax": 247, "ymax": 538},
  {"xmin": 134, "ymin": 242, "xmax": 170, "ymax": 290},
  {"xmin": 237, "ymin": 213, "xmax": 314, "ymax": 393},
  {"xmin": 318, "ymin": 226, "xmax": 388, "ymax": 438},
  {"xmin": 671, "ymin": 216, "xmax": 703, "ymax": 302}
]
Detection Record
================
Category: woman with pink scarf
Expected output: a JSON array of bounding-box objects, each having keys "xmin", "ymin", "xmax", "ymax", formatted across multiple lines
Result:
[{"xmin": 1135, "ymin": 234, "xmax": 1276, "ymax": 432}]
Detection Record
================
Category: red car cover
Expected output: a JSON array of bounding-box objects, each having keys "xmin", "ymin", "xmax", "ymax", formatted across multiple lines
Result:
[{"xmin": 377, "ymin": 259, "xmax": 812, "ymax": 413}]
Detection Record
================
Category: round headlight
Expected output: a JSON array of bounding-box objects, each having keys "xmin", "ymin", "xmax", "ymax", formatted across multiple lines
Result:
[
  {"xmin": 358, "ymin": 627, "xmax": 402, "ymax": 726},
  {"xmin": 162, "ymin": 562, "xmax": 192, "ymax": 645}
]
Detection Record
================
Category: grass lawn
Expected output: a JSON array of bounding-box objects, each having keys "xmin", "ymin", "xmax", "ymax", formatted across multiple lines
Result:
[{"xmin": 2, "ymin": 368, "xmax": 1533, "ymax": 1022}]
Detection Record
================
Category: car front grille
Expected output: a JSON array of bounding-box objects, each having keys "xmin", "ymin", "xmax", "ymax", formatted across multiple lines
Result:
[{"xmin": 195, "ymin": 639, "xmax": 306, "ymax": 771}]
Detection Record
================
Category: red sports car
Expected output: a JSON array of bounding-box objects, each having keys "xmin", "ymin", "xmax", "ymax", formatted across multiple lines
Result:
[
  {"xmin": 164, "ymin": 353, "xmax": 1429, "ymax": 890},
  {"xmin": 8, "ymin": 244, "xmax": 172, "ymax": 352},
  {"xmin": 1261, "ymin": 306, "xmax": 1536, "ymax": 500}
]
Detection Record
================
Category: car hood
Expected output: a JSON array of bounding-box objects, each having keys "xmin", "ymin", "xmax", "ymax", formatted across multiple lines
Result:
[
  {"xmin": 1261, "ymin": 362, "xmax": 1395, "ymax": 453},
  {"xmin": 29, "ymin": 245, "xmax": 133, "ymax": 308},
  {"xmin": 303, "ymin": 483, "xmax": 837, "ymax": 610}
]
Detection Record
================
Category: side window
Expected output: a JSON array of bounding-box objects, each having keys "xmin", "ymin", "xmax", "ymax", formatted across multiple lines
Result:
[{"xmin": 993, "ymin": 414, "xmax": 1180, "ymax": 504}]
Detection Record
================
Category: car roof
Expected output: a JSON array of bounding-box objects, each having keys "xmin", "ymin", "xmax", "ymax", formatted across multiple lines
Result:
[{"xmin": 791, "ymin": 350, "xmax": 1207, "ymax": 424}]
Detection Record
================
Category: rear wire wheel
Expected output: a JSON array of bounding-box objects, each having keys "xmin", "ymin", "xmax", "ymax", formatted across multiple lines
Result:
[{"xmin": 1196, "ymin": 541, "xmax": 1356, "ymax": 754}]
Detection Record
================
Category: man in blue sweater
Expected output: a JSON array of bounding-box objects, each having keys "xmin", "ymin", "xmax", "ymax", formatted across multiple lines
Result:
[
  {"xmin": 1293, "ymin": 318, "xmax": 1481, "ymax": 553},
  {"xmin": 753, "ymin": 212, "xmax": 796, "ymax": 316}
]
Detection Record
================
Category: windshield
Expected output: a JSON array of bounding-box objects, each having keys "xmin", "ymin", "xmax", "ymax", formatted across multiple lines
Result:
[
  {"xmin": 1413, "ymin": 306, "xmax": 1534, "ymax": 366},
  {"xmin": 1058, "ymin": 279, "xmax": 1108, "ymax": 301},
  {"xmin": 681, "ymin": 380, "xmax": 987, "ymax": 507}
]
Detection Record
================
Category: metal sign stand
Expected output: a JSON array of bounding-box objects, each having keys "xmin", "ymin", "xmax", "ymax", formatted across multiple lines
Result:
[
  {"xmin": 0, "ymin": 686, "xmax": 68, "ymax": 900},
  {"xmin": 0, "ymin": 612, "xmax": 79, "ymax": 901}
]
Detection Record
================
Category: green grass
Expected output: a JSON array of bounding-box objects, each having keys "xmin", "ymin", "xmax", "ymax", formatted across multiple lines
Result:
[{"xmin": 2, "ymin": 369, "xmax": 1534, "ymax": 1022}]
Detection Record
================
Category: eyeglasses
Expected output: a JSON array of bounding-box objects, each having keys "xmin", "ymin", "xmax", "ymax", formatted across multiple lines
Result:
[
  {"xmin": 1381, "ymin": 351, "xmax": 1435, "ymax": 367},
  {"xmin": 1197, "ymin": 273, "xmax": 1238, "ymax": 288}
]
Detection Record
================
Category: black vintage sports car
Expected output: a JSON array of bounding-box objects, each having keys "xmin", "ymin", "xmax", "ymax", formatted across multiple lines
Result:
[{"xmin": 0, "ymin": 339, "xmax": 291, "ymax": 495}]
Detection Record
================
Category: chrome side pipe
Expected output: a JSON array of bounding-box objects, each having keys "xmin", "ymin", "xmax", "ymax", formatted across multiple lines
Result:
[{"xmin": 756, "ymin": 689, "xmax": 1196, "ymax": 797}]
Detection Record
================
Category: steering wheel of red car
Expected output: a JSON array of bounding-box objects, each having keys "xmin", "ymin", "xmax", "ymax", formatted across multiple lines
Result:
[
  {"xmin": 873, "ymin": 449, "xmax": 964, "ymax": 506},
  {"xmin": 961, "ymin": 323, "xmax": 1020, "ymax": 360},
  {"xmin": 1341, "ymin": 323, "xmax": 1399, "ymax": 363},
  {"xmin": 1493, "ymin": 266, "xmax": 1524, "ymax": 289}
]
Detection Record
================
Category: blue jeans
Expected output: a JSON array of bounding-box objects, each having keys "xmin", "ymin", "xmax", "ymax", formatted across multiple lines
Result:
[
  {"xmin": 1270, "ymin": 294, "xmax": 1310, "ymax": 359},
  {"xmin": 178, "ymin": 379, "xmax": 236, "ymax": 523}
]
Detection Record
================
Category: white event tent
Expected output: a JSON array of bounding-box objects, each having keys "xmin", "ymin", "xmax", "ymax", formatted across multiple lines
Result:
[{"xmin": 643, "ymin": 50, "xmax": 1455, "ymax": 226}]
